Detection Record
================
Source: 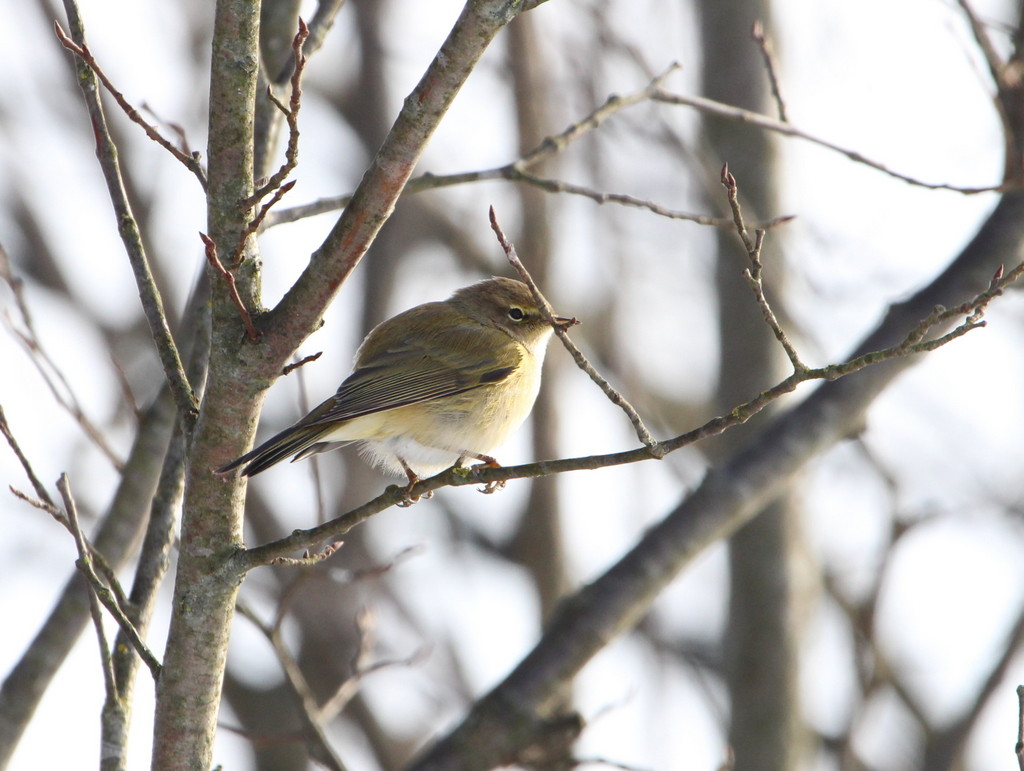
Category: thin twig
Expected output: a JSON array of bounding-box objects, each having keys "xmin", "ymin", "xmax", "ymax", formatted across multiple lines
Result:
[
  {"xmin": 751, "ymin": 21, "xmax": 788, "ymax": 122},
  {"xmin": 52, "ymin": 15, "xmax": 199, "ymax": 429},
  {"xmin": 141, "ymin": 102, "xmax": 195, "ymax": 158},
  {"xmin": 720, "ymin": 165, "xmax": 803, "ymax": 370},
  {"xmin": 235, "ymin": 600, "xmax": 349, "ymax": 771},
  {"xmin": 572, "ymin": 758, "xmax": 651, "ymax": 771},
  {"xmin": 200, "ymin": 233, "xmax": 259, "ymax": 341},
  {"xmin": 1016, "ymin": 684, "xmax": 1024, "ymax": 771},
  {"xmin": 264, "ymin": 60, "xmax": 1004, "ymax": 234},
  {"xmin": 652, "ymin": 89, "xmax": 1005, "ymax": 194},
  {"xmin": 236, "ymin": 252, "xmax": 1023, "ymax": 569},
  {"xmin": 955, "ymin": 0, "xmax": 1005, "ymax": 88},
  {"xmin": 245, "ymin": 19, "xmax": 309, "ymax": 209},
  {"xmin": 253, "ymin": 179, "xmax": 297, "ymax": 230},
  {"xmin": 60, "ymin": 475, "xmax": 118, "ymax": 702},
  {"xmin": 269, "ymin": 540, "xmax": 343, "ymax": 567},
  {"xmin": 320, "ymin": 544, "xmax": 424, "ymax": 582},
  {"xmin": 282, "ymin": 351, "xmax": 323, "ymax": 376},
  {"xmin": 264, "ymin": 169, "xmax": 738, "ymax": 229},
  {"xmin": 0, "ymin": 405, "xmax": 56, "ymax": 508},
  {"xmin": 516, "ymin": 63, "xmax": 679, "ymax": 169},
  {"xmin": 53, "ymin": 22, "xmax": 208, "ymax": 189},
  {"xmin": 109, "ymin": 353, "xmax": 142, "ymax": 425},
  {"xmin": 509, "ymin": 169, "xmax": 730, "ymax": 225},
  {"xmin": 272, "ymin": 0, "xmax": 345, "ymax": 84},
  {"xmin": 320, "ymin": 609, "xmax": 427, "ymax": 723},
  {"xmin": 9, "ymin": 486, "xmax": 66, "ymax": 524},
  {"xmin": 320, "ymin": 606, "xmax": 375, "ymax": 722},
  {"xmin": 488, "ymin": 207, "xmax": 661, "ymax": 452},
  {"xmin": 233, "ymin": 179, "xmax": 296, "ymax": 265},
  {"xmin": 260, "ymin": 64, "xmax": 742, "ymax": 231},
  {"xmin": 58, "ymin": 474, "xmax": 162, "ymax": 680}
]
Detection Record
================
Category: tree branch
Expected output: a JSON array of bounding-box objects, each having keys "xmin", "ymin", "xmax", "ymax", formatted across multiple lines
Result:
[
  {"xmin": 235, "ymin": 601, "xmax": 350, "ymax": 771},
  {"xmin": 52, "ymin": 23, "xmax": 208, "ymax": 189},
  {"xmin": 245, "ymin": 19, "xmax": 309, "ymax": 208},
  {"xmin": 235, "ymin": 239, "xmax": 1018, "ymax": 571},
  {"xmin": 55, "ymin": 2, "xmax": 199, "ymax": 430},
  {"xmin": 1016, "ymin": 685, "xmax": 1024, "ymax": 771},
  {"xmin": 262, "ymin": 65, "xmax": 743, "ymax": 230},
  {"xmin": 201, "ymin": 233, "xmax": 259, "ymax": 340},
  {"xmin": 406, "ymin": 189, "xmax": 1024, "ymax": 769},
  {"xmin": 488, "ymin": 207, "xmax": 659, "ymax": 451},
  {"xmin": 261, "ymin": 0, "xmax": 534, "ymax": 368},
  {"xmin": 652, "ymin": 88, "xmax": 1007, "ymax": 194}
]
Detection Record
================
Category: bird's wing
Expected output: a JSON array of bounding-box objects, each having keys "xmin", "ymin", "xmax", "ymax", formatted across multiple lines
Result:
[{"xmin": 305, "ymin": 322, "xmax": 522, "ymax": 427}]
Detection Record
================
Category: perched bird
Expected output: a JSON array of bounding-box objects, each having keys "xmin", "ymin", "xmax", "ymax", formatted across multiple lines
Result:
[{"xmin": 216, "ymin": 277, "xmax": 575, "ymax": 495}]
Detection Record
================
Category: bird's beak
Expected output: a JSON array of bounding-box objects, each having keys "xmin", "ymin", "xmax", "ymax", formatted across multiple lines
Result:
[{"xmin": 552, "ymin": 315, "xmax": 580, "ymax": 331}]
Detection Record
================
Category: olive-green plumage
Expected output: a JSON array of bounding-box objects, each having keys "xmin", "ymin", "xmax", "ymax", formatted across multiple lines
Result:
[{"xmin": 217, "ymin": 277, "xmax": 572, "ymax": 480}]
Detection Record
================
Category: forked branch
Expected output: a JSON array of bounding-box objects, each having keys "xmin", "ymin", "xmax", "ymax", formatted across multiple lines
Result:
[
  {"xmin": 237, "ymin": 180, "xmax": 1021, "ymax": 570},
  {"xmin": 53, "ymin": 22, "xmax": 208, "ymax": 188}
]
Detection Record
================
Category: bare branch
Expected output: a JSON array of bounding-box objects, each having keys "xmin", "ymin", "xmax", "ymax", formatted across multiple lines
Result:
[
  {"xmin": 58, "ymin": 474, "xmax": 163, "ymax": 681},
  {"xmin": 9, "ymin": 486, "xmax": 66, "ymax": 523},
  {"xmin": 0, "ymin": 405, "xmax": 56, "ymax": 509},
  {"xmin": 269, "ymin": 540, "xmax": 343, "ymax": 567},
  {"xmin": 1016, "ymin": 684, "xmax": 1024, "ymax": 771},
  {"xmin": 263, "ymin": 168, "xmax": 737, "ymax": 229},
  {"xmin": 507, "ymin": 170, "xmax": 731, "ymax": 225},
  {"xmin": 652, "ymin": 89, "xmax": 1006, "ymax": 194},
  {"xmin": 0, "ymin": 382, "xmax": 179, "ymax": 763},
  {"xmin": 233, "ymin": 180, "xmax": 297, "ymax": 265},
  {"xmin": 488, "ymin": 206, "xmax": 660, "ymax": 451},
  {"xmin": 282, "ymin": 351, "xmax": 323, "ymax": 376},
  {"xmin": 955, "ymin": 0, "xmax": 1005, "ymax": 88},
  {"xmin": 271, "ymin": 0, "xmax": 346, "ymax": 84},
  {"xmin": 52, "ymin": 22, "xmax": 208, "ymax": 188},
  {"xmin": 264, "ymin": 59, "xmax": 1000, "ymax": 237},
  {"xmin": 515, "ymin": 63, "xmax": 679, "ymax": 168},
  {"xmin": 53, "ymin": 10, "xmax": 199, "ymax": 429},
  {"xmin": 201, "ymin": 233, "xmax": 259, "ymax": 341},
  {"xmin": 261, "ymin": 64, "xmax": 747, "ymax": 231},
  {"xmin": 141, "ymin": 102, "xmax": 197, "ymax": 159},
  {"xmin": 235, "ymin": 600, "xmax": 349, "ymax": 770},
  {"xmin": 720, "ymin": 165, "xmax": 803, "ymax": 370},
  {"xmin": 236, "ymin": 246, "xmax": 1020, "ymax": 570},
  {"xmin": 58, "ymin": 475, "xmax": 118, "ymax": 707},
  {"xmin": 751, "ymin": 21, "xmax": 788, "ymax": 122},
  {"xmin": 245, "ymin": 19, "xmax": 309, "ymax": 208}
]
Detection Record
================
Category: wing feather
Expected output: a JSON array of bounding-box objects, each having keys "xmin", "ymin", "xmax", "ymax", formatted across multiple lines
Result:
[{"xmin": 308, "ymin": 322, "xmax": 523, "ymax": 426}]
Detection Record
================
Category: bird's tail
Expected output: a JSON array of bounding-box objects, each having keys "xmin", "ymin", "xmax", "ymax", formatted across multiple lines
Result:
[{"xmin": 215, "ymin": 423, "xmax": 333, "ymax": 477}]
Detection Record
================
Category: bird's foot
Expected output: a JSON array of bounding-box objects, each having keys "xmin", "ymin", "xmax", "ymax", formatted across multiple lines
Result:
[
  {"xmin": 397, "ymin": 465, "xmax": 432, "ymax": 507},
  {"xmin": 469, "ymin": 456, "xmax": 505, "ymax": 495}
]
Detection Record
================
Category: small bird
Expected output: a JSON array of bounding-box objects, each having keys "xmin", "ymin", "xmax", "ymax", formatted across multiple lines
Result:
[{"xmin": 217, "ymin": 277, "xmax": 575, "ymax": 496}]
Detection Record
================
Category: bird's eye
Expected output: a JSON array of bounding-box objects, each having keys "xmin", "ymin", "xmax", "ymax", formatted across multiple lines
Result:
[{"xmin": 507, "ymin": 307, "xmax": 526, "ymax": 321}]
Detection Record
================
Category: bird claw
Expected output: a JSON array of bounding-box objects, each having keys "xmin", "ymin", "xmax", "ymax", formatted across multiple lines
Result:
[
  {"xmin": 397, "ymin": 468, "xmax": 432, "ymax": 507},
  {"xmin": 470, "ymin": 458, "xmax": 505, "ymax": 495},
  {"xmin": 397, "ymin": 487, "xmax": 433, "ymax": 507},
  {"xmin": 478, "ymin": 479, "xmax": 506, "ymax": 495}
]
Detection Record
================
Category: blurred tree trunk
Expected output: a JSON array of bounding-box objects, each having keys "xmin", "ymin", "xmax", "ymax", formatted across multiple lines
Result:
[
  {"xmin": 505, "ymin": 15, "xmax": 573, "ymax": 766},
  {"xmin": 697, "ymin": 1, "xmax": 812, "ymax": 769},
  {"xmin": 505, "ymin": 14, "xmax": 568, "ymax": 628},
  {"xmin": 222, "ymin": 1, "xmax": 430, "ymax": 768}
]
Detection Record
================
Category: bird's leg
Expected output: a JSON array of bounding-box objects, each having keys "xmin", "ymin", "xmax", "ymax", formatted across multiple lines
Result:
[
  {"xmin": 397, "ymin": 458, "xmax": 431, "ymax": 507},
  {"xmin": 462, "ymin": 453, "xmax": 506, "ymax": 495}
]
